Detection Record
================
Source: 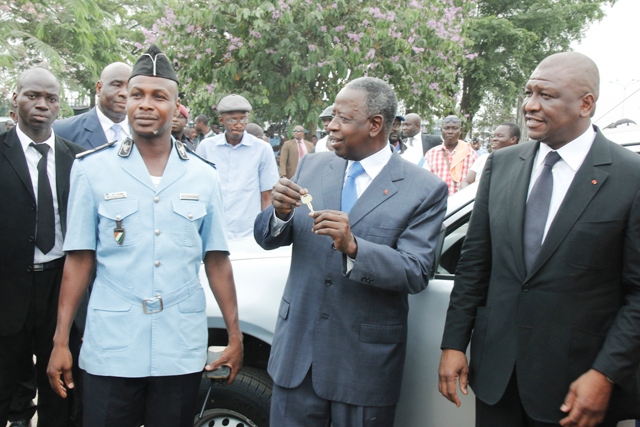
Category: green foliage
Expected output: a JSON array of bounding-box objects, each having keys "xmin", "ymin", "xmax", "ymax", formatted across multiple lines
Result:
[
  {"xmin": 146, "ymin": 0, "xmax": 474, "ymax": 127},
  {"xmin": 461, "ymin": 0, "xmax": 615, "ymax": 133},
  {"xmin": 0, "ymin": 0, "xmax": 136, "ymax": 107}
]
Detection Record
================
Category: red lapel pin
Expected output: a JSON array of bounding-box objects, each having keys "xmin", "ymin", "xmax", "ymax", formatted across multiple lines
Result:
[
  {"xmin": 591, "ymin": 179, "xmax": 597, "ymax": 185},
  {"xmin": 384, "ymin": 189, "xmax": 388, "ymax": 195}
]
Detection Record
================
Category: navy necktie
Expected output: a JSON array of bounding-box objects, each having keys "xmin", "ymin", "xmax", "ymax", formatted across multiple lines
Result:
[
  {"xmin": 31, "ymin": 143, "xmax": 55, "ymax": 254},
  {"xmin": 341, "ymin": 161, "xmax": 365, "ymax": 214},
  {"xmin": 523, "ymin": 150, "xmax": 562, "ymax": 273}
]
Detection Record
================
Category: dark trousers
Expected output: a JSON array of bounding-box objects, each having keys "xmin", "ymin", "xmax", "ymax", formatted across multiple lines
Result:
[
  {"xmin": 476, "ymin": 370, "xmax": 617, "ymax": 427},
  {"xmin": 0, "ymin": 265, "xmax": 76, "ymax": 427},
  {"xmin": 8, "ymin": 359, "xmax": 36, "ymax": 422},
  {"xmin": 270, "ymin": 367, "xmax": 397, "ymax": 427},
  {"xmin": 83, "ymin": 371, "xmax": 202, "ymax": 427}
]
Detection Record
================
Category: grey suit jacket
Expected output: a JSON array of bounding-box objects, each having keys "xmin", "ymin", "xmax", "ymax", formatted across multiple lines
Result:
[
  {"xmin": 255, "ymin": 151, "xmax": 448, "ymax": 406},
  {"xmin": 53, "ymin": 107, "xmax": 108, "ymax": 149},
  {"xmin": 442, "ymin": 126, "xmax": 640, "ymax": 422}
]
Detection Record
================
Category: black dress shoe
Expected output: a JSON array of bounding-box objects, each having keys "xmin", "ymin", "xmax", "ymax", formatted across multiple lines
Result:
[{"xmin": 9, "ymin": 420, "xmax": 31, "ymax": 427}]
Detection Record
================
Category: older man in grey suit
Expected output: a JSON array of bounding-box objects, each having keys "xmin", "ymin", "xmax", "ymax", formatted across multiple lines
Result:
[{"xmin": 254, "ymin": 77, "xmax": 448, "ymax": 426}]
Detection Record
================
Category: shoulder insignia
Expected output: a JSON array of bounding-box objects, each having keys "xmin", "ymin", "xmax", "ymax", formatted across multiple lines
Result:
[
  {"xmin": 75, "ymin": 140, "xmax": 117, "ymax": 159},
  {"xmin": 185, "ymin": 146, "xmax": 217, "ymax": 169},
  {"xmin": 175, "ymin": 139, "xmax": 189, "ymax": 160},
  {"xmin": 118, "ymin": 137, "xmax": 134, "ymax": 157}
]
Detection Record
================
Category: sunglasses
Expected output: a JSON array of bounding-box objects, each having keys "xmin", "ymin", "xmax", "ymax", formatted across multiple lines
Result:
[{"xmin": 442, "ymin": 117, "xmax": 461, "ymax": 124}]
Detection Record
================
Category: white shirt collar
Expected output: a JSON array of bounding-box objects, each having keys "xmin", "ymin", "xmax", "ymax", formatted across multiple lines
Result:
[
  {"xmin": 96, "ymin": 106, "xmax": 130, "ymax": 136},
  {"xmin": 347, "ymin": 144, "xmax": 393, "ymax": 180},
  {"xmin": 214, "ymin": 131, "xmax": 255, "ymax": 147},
  {"xmin": 16, "ymin": 123, "xmax": 56, "ymax": 154},
  {"xmin": 535, "ymin": 125, "xmax": 596, "ymax": 172}
]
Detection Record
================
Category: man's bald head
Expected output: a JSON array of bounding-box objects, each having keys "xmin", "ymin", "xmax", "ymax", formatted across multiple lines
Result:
[
  {"xmin": 97, "ymin": 62, "xmax": 132, "ymax": 123},
  {"xmin": 535, "ymin": 52, "xmax": 599, "ymax": 101},
  {"xmin": 524, "ymin": 52, "xmax": 599, "ymax": 148},
  {"xmin": 17, "ymin": 68, "xmax": 60, "ymax": 93},
  {"xmin": 403, "ymin": 113, "xmax": 422, "ymax": 138}
]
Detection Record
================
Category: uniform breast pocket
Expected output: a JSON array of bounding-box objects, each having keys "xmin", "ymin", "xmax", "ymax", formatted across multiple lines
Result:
[
  {"xmin": 98, "ymin": 199, "xmax": 142, "ymax": 247},
  {"xmin": 170, "ymin": 200, "xmax": 207, "ymax": 246}
]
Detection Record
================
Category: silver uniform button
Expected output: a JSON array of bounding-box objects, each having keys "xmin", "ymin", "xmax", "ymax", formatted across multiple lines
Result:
[
  {"xmin": 188, "ymin": 213, "xmax": 193, "ymax": 219},
  {"xmin": 154, "ymin": 261, "xmax": 161, "ymax": 267},
  {"xmin": 154, "ymin": 196, "xmax": 159, "ymax": 203},
  {"xmin": 115, "ymin": 215, "xmax": 121, "ymax": 221},
  {"xmin": 155, "ymin": 229, "xmax": 161, "ymax": 236}
]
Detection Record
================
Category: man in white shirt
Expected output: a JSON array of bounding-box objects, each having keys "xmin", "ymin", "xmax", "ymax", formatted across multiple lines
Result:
[
  {"xmin": 462, "ymin": 122, "xmax": 520, "ymax": 188},
  {"xmin": 315, "ymin": 106, "xmax": 334, "ymax": 153},
  {"xmin": 53, "ymin": 62, "xmax": 132, "ymax": 149}
]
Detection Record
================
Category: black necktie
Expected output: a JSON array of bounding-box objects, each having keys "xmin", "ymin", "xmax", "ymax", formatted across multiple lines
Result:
[
  {"xmin": 31, "ymin": 143, "xmax": 55, "ymax": 254},
  {"xmin": 523, "ymin": 150, "xmax": 561, "ymax": 274}
]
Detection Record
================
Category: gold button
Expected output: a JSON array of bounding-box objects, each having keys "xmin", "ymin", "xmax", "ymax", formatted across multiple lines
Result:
[
  {"xmin": 154, "ymin": 261, "xmax": 161, "ymax": 267},
  {"xmin": 154, "ymin": 196, "xmax": 159, "ymax": 203},
  {"xmin": 155, "ymin": 229, "xmax": 161, "ymax": 236}
]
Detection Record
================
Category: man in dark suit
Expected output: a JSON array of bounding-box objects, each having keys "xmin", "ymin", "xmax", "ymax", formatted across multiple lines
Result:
[
  {"xmin": 53, "ymin": 62, "xmax": 132, "ymax": 149},
  {"xmin": 255, "ymin": 77, "xmax": 448, "ymax": 426},
  {"xmin": 438, "ymin": 51, "xmax": 640, "ymax": 427},
  {"xmin": 0, "ymin": 68, "xmax": 84, "ymax": 426}
]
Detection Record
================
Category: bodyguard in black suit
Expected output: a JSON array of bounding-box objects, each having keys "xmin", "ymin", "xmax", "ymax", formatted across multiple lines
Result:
[
  {"xmin": 439, "ymin": 52, "xmax": 640, "ymax": 427},
  {"xmin": 53, "ymin": 62, "xmax": 132, "ymax": 149},
  {"xmin": 0, "ymin": 68, "xmax": 84, "ymax": 426}
]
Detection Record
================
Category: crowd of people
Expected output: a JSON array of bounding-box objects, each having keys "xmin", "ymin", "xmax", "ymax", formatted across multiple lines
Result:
[{"xmin": 0, "ymin": 43, "xmax": 639, "ymax": 427}]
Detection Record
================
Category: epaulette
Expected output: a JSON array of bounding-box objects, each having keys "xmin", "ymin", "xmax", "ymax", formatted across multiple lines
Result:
[
  {"xmin": 185, "ymin": 145, "xmax": 217, "ymax": 169},
  {"xmin": 75, "ymin": 140, "xmax": 118, "ymax": 159}
]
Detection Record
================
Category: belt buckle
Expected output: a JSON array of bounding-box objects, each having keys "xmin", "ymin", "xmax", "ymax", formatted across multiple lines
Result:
[
  {"xmin": 142, "ymin": 294, "xmax": 163, "ymax": 314},
  {"xmin": 32, "ymin": 263, "xmax": 44, "ymax": 272}
]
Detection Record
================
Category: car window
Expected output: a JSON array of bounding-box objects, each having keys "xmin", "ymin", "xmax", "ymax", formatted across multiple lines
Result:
[{"xmin": 436, "ymin": 212, "xmax": 471, "ymax": 275}]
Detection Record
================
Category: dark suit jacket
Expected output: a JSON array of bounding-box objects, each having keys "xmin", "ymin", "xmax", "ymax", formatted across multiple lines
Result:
[
  {"xmin": 53, "ymin": 107, "xmax": 108, "ymax": 149},
  {"xmin": 278, "ymin": 138, "xmax": 314, "ymax": 178},
  {"xmin": 422, "ymin": 134, "xmax": 442, "ymax": 154},
  {"xmin": 255, "ymin": 151, "xmax": 448, "ymax": 406},
  {"xmin": 0, "ymin": 128, "xmax": 84, "ymax": 336},
  {"xmin": 442, "ymin": 127, "xmax": 640, "ymax": 422}
]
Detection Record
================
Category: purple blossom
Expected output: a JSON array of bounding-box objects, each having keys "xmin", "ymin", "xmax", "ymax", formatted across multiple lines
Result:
[
  {"xmin": 365, "ymin": 48, "xmax": 376, "ymax": 60},
  {"xmin": 196, "ymin": 54, "xmax": 202, "ymax": 60},
  {"xmin": 335, "ymin": 25, "xmax": 345, "ymax": 32},
  {"xmin": 333, "ymin": 36, "xmax": 340, "ymax": 43},
  {"xmin": 309, "ymin": 44, "xmax": 316, "ymax": 51},
  {"xmin": 369, "ymin": 7, "xmax": 386, "ymax": 19},
  {"xmin": 331, "ymin": 2, "xmax": 337, "ymax": 8},
  {"xmin": 250, "ymin": 30, "xmax": 262, "ymax": 38},
  {"xmin": 429, "ymin": 82, "xmax": 439, "ymax": 90},
  {"xmin": 412, "ymin": 46, "xmax": 425, "ymax": 53},
  {"xmin": 206, "ymin": 48, "xmax": 212, "ymax": 54},
  {"xmin": 319, "ymin": 26, "xmax": 327, "ymax": 32},
  {"xmin": 186, "ymin": 25, "xmax": 194, "ymax": 33},
  {"xmin": 465, "ymin": 53, "xmax": 479, "ymax": 60}
]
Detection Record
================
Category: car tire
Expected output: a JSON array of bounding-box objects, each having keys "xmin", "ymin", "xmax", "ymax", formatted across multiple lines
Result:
[{"xmin": 194, "ymin": 367, "xmax": 272, "ymax": 427}]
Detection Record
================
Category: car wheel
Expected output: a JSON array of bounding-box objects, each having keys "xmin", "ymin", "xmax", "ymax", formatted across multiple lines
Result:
[{"xmin": 194, "ymin": 367, "xmax": 272, "ymax": 427}]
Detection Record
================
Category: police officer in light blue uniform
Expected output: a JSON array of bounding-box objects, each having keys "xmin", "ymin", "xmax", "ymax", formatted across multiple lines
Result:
[{"xmin": 47, "ymin": 45, "xmax": 243, "ymax": 427}]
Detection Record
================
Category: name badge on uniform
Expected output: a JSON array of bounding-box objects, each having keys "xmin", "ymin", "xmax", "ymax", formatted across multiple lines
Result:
[
  {"xmin": 180, "ymin": 193, "xmax": 199, "ymax": 201},
  {"xmin": 104, "ymin": 192, "xmax": 127, "ymax": 201}
]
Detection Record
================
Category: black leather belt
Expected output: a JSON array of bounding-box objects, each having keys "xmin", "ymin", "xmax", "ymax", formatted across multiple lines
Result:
[{"xmin": 32, "ymin": 257, "xmax": 65, "ymax": 272}]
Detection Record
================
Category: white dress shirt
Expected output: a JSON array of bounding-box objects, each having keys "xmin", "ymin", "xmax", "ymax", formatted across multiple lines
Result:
[
  {"xmin": 527, "ymin": 125, "xmax": 596, "ymax": 241},
  {"xmin": 315, "ymin": 135, "xmax": 330, "ymax": 153},
  {"xmin": 405, "ymin": 135, "xmax": 424, "ymax": 155},
  {"xmin": 16, "ymin": 124, "xmax": 65, "ymax": 262},
  {"xmin": 96, "ymin": 106, "xmax": 130, "ymax": 142}
]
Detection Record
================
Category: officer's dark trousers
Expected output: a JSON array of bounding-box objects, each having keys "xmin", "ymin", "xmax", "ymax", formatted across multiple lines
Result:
[
  {"xmin": 83, "ymin": 371, "xmax": 202, "ymax": 427},
  {"xmin": 0, "ymin": 265, "xmax": 76, "ymax": 427}
]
